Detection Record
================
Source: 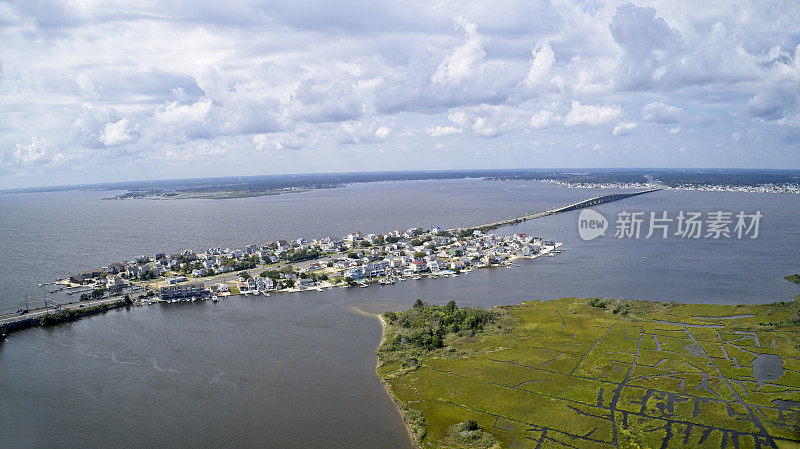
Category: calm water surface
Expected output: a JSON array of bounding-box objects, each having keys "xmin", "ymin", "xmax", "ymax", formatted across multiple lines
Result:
[{"xmin": 1, "ymin": 179, "xmax": 798, "ymax": 448}]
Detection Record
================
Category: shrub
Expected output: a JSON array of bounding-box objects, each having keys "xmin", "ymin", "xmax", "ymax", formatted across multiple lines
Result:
[{"xmin": 588, "ymin": 298, "xmax": 606, "ymax": 309}]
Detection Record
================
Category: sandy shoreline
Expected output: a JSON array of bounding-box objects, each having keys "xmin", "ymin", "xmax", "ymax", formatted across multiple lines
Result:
[{"xmin": 349, "ymin": 305, "xmax": 419, "ymax": 449}]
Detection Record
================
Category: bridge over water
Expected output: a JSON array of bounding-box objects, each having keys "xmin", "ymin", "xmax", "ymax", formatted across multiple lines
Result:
[{"xmin": 459, "ymin": 188, "xmax": 661, "ymax": 232}]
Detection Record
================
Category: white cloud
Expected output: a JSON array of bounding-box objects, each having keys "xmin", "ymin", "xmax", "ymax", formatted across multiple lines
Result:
[
  {"xmin": 529, "ymin": 110, "xmax": 557, "ymax": 129},
  {"xmin": 564, "ymin": 101, "xmax": 623, "ymax": 126},
  {"xmin": 642, "ymin": 102, "xmax": 685, "ymax": 124},
  {"xmin": 154, "ymin": 100, "xmax": 215, "ymax": 140},
  {"xmin": 612, "ymin": 122, "xmax": 637, "ymax": 136},
  {"xmin": 0, "ymin": 1, "xmax": 798, "ymax": 185},
  {"xmin": 472, "ymin": 117, "xmax": 499, "ymax": 137},
  {"xmin": 11, "ymin": 137, "xmax": 65, "ymax": 166},
  {"xmin": 254, "ymin": 133, "xmax": 308, "ymax": 152},
  {"xmin": 99, "ymin": 119, "xmax": 133, "ymax": 146},
  {"xmin": 290, "ymin": 79, "xmax": 364, "ymax": 123},
  {"xmin": 426, "ymin": 126, "xmax": 462, "ymax": 136},
  {"xmin": 338, "ymin": 121, "xmax": 392, "ymax": 145},
  {"xmin": 522, "ymin": 41, "xmax": 554, "ymax": 88},
  {"xmin": 431, "ymin": 17, "xmax": 485, "ymax": 85},
  {"xmin": 375, "ymin": 126, "xmax": 391, "ymax": 140},
  {"xmin": 447, "ymin": 105, "xmax": 521, "ymax": 138}
]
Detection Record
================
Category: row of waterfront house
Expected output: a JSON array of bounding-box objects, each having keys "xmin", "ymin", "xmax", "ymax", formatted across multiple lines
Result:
[{"xmin": 62, "ymin": 226, "xmax": 558, "ymax": 301}]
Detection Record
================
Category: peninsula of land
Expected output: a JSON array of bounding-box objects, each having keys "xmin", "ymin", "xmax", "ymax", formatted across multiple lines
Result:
[{"xmin": 377, "ymin": 293, "xmax": 800, "ymax": 449}]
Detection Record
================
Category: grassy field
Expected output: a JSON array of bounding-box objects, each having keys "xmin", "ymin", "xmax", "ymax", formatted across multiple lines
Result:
[{"xmin": 377, "ymin": 297, "xmax": 800, "ymax": 449}]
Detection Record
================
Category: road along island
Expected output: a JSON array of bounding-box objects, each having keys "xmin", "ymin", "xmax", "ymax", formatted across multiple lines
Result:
[{"xmin": 376, "ymin": 292, "xmax": 800, "ymax": 449}]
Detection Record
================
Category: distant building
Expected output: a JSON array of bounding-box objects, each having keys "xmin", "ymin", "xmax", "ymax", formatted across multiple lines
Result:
[
  {"xmin": 297, "ymin": 278, "xmax": 315, "ymax": 289},
  {"xmin": 158, "ymin": 284, "xmax": 208, "ymax": 301},
  {"xmin": 165, "ymin": 276, "xmax": 187, "ymax": 285},
  {"xmin": 106, "ymin": 275, "xmax": 125, "ymax": 291}
]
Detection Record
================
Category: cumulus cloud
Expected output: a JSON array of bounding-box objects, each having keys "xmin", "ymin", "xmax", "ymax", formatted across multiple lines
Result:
[
  {"xmin": 431, "ymin": 17, "xmax": 485, "ymax": 85},
  {"xmin": 290, "ymin": 79, "xmax": 364, "ymax": 123},
  {"xmin": 338, "ymin": 121, "xmax": 392, "ymax": 144},
  {"xmin": 426, "ymin": 126, "xmax": 462, "ymax": 136},
  {"xmin": 0, "ymin": 1, "xmax": 798, "ymax": 185},
  {"xmin": 609, "ymin": 4, "xmax": 683, "ymax": 89},
  {"xmin": 375, "ymin": 126, "xmax": 391, "ymax": 140},
  {"xmin": 564, "ymin": 101, "xmax": 623, "ymax": 126},
  {"xmin": 153, "ymin": 100, "xmax": 216, "ymax": 140},
  {"xmin": 642, "ymin": 102, "xmax": 685, "ymax": 124},
  {"xmin": 521, "ymin": 41, "xmax": 554, "ymax": 88},
  {"xmin": 447, "ymin": 105, "xmax": 523, "ymax": 138},
  {"xmin": 11, "ymin": 137, "xmax": 65, "ymax": 166},
  {"xmin": 529, "ymin": 110, "xmax": 557, "ymax": 129},
  {"xmin": 254, "ymin": 132, "xmax": 309, "ymax": 152},
  {"xmin": 99, "ymin": 119, "xmax": 134, "ymax": 146},
  {"xmin": 373, "ymin": 16, "xmax": 524, "ymax": 114},
  {"xmin": 612, "ymin": 122, "xmax": 637, "ymax": 136},
  {"xmin": 746, "ymin": 44, "xmax": 800, "ymax": 126}
]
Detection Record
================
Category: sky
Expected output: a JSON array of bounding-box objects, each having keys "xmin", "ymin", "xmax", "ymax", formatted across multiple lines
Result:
[{"xmin": 1, "ymin": 1, "xmax": 799, "ymax": 188}]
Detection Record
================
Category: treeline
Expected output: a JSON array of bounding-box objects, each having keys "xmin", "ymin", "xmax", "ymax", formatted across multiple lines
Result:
[
  {"xmin": 280, "ymin": 248, "xmax": 321, "ymax": 262},
  {"xmin": 381, "ymin": 300, "xmax": 497, "ymax": 351},
  {"xmin": 39, "ymin": 298, "xmax": 131, "ymax": 326}
]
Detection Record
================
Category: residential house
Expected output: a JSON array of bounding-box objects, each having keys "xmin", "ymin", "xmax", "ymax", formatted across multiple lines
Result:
[
  {"xmin": 297, "ymin": 278, "xmax": 315, "ymax": 289},
  {"xmin": 106, "ymin": 275, "xmax": 125, "ymax": 290}
]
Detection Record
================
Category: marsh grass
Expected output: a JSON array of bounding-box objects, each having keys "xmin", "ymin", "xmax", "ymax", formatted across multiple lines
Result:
[{"xmin": 378, "ymin": 296, "xmax": 800, "ymax": 448}]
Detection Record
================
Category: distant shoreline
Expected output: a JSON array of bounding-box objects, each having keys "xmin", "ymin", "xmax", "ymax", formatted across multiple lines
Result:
[{"xmin": 4, "ymin": 168, "xmax": 799, "ymax": 196}]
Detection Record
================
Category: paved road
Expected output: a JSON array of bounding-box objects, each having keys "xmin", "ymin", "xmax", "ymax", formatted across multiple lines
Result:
[{"xmin": 0, "ymin": 294, "xmax": 137, "ymax": 327}]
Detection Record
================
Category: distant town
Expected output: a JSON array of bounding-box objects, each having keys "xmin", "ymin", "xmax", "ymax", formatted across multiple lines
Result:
[
  {"xmin": 546, "ymin": 180, "xmax": 800, "ymax": 194},
  {"xmin": 52, "ymin": 226, "xmax": 562, "ymax": 306}
]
